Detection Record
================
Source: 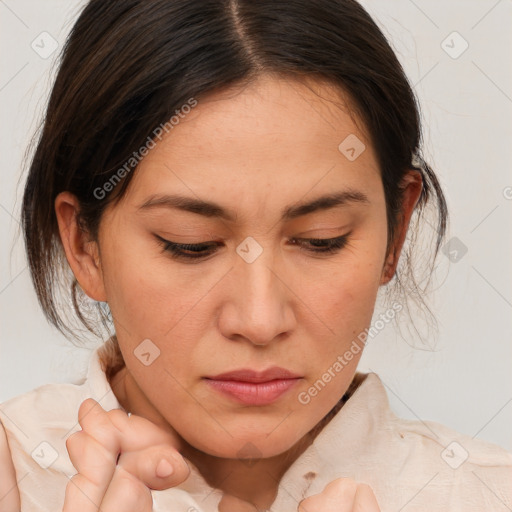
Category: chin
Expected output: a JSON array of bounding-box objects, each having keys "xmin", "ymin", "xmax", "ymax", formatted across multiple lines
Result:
[{"xmin": 182, "ymin": 429, "xmax": 303, "ymax": 460}]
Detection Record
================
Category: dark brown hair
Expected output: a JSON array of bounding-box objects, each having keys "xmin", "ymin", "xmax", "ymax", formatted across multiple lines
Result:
[{"xmin": 21, "ymin": 0, "xmax": 448, "ymax": 360}]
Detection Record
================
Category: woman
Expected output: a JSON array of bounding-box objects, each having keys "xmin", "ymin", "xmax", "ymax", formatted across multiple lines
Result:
[{"xmin": 1, "ymin": 0, "xmax": 510, "ymax": 511}]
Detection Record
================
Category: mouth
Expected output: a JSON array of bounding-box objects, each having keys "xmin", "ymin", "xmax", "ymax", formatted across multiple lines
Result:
[
  {"xmin": 203, "ymin": 366, "xmax": 303, "ymax": 405},
  {"xmin": 203, "ymin": 377, "xmax": 302, "ymax": 405}
]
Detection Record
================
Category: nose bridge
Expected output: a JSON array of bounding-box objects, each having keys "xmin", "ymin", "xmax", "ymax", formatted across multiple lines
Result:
[
  {"xmin": 238, "ymin": 237, "xmax": 280, "ymax": 311},
  {"xmin": 227, "ymin": 236, "xmax": 293, "ymax": 344}
]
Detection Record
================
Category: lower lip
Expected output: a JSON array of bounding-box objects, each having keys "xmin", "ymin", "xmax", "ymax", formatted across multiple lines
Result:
[{"xmin": 204, "ymin": 378, "xmax": 301, "ymax": 405}]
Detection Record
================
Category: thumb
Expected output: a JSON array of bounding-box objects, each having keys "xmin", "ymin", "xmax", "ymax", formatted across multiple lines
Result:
[{"xmin": 118, "ymin": 443, "xmax": 191, "ymax": 491}]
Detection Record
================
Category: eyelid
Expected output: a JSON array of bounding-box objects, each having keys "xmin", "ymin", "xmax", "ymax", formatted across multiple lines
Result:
[
  {"xmin": 293, "ymin": 225, "xmax": 351, "ymax": 236},
  {"xmin": 154, "ymin": 232, "xmax": 351, "ymax": 262},
  {"xmin": 153, "ymin": 232, "xmax": 348, "ymax": 245}
]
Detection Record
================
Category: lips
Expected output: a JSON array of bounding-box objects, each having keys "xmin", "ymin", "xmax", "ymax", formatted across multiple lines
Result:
[
  {"xmin": 203, "ymin": 367, "xmax": 303, "ymax": 405},
  {"xmin": 204, "ymin": 367, "xmax": 302, "ymax": 383}
]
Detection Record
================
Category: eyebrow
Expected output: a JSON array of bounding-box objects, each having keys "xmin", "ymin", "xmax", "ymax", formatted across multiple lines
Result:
[{"xmin": 137, "ymin": 189, "xmax": 369, "ymax": 222}]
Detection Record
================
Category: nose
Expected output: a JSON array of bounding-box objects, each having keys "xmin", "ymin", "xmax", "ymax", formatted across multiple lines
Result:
[{"xmin": 218, "ymin": 243, "xmax": 296, "ymax": 346}]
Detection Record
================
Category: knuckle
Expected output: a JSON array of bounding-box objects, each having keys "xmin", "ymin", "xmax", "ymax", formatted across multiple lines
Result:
[
  {"xmin": 66, "ymin": 428, "xmax": 118, "ymax": 474},
  {"xmin": 66, "ymin": 429, "xmax": 84, "ymax": 442},
  {"xmin": 107, "ymin": 408, "xmax": 129, "ymax": 422},
  {"xmin": 65, "ymin": 430, "xmax": 84, "ymax": 456},
  {"xmin": 298, "ymin": 493, "xmax": 324, "ymax": 511},
  {"xmin": 329, "ymin": 476, "xmax": 358, "ymax": 493},
  {"xmin": 267, "ymin": 479, "xmax": 375, "ymax": 512},
  {"xmin": 66, "ymin": 473, "xmax": 80, "ymax": 487},
  {"xmin": 106, "ymin": 408, "xmax": 132, "ymax": 435},
  {"xmin": 112, "ymin": 468, "xmax": 151, "ymax": 505},
  {"xmin": 78, "ymin": 398, "xmax": 99, "ymax": 420},
  {"xmin": 80, "ymin": 414, "xmax": 121, "ymax": 452},
  {"xmin": 64, "ymin": 473, "xmax": 88, "ymax": 499}
]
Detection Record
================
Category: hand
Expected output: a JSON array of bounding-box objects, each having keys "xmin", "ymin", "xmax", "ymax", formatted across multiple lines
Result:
[
  {"xmin": 62, "ymin": 398, "xmax": 190, "ymax": 512},
  {"xmin": 298, "ymin": 477, "xmax": 381, "ymax": 511}
]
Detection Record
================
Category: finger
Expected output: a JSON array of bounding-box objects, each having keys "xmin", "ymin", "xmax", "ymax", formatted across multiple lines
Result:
[
  {"xmin": 118, "ymin": 443, "xmax": 191, "ymax": 490},
  {"xmin": 107, "ymin": 408, "xmax": 190, "ymax": 489},
  {"xmin": 298, "ymin": 478, "xmax": 357, "ymax": 512},
  {"xmin": 66, "ymin": 430, "xmax": 116, "ymax": 486},
  {"xmin": 219, "ymin": 493, "xmax": 263, "ymax": 511},
  {"xmin": 107, "ymin": 409, "xmax": 183, "ymax": 452},
  {"xmin": 100, "ymin": 465, "xmax": 152, "ymax": 512},
  {"xmin": 353, "ymin": 483, "xmax": 381, "ymax": 511},
  {"xmin": 64, "ymin": 430, "xmax": 116, "ymax": 511},
  {"xmin": 78, "ymin": 399, "xmax": 122, "ymax": 456},
  {"xmin": 62, "ymin": 473, "xmax": 102, "ymax": 512}
]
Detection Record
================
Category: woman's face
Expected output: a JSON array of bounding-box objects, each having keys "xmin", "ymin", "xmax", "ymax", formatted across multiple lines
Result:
[{"xmin": 94, "ymin": 75, "xmax": 391, "ymax": 459}]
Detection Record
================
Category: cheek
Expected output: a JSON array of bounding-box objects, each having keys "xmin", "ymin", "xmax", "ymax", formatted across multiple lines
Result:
[
  {"xmin": 98, "ymin": 233, "xmax": 215, "ymax": 389},
  {"xmin": 300, "ymin": 233, "xmax": 386, "ymax": 334},
  {"xmin": 99, "ymin": 230, "xmax": 195, "ymax": 335},
  {"xmin": 297, "ymin": 228, "xmax": 387, "ymax": 386}
]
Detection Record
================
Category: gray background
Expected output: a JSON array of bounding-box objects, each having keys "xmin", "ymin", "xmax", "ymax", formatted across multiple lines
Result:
[{"xmin": 1, "ymin": 0, "xmax": 511, "ymax": 451}]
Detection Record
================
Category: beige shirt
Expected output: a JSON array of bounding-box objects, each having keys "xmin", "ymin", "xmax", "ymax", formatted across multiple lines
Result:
[{"xmin": 1, "ymin": 346, "xmax": 511, "ymax": 511}]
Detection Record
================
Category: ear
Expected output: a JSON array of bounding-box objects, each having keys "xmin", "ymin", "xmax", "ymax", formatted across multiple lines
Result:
[
  {"xmin": 380, "ymin": 170, "xmax": 423, "ymax": 285},
  {"xmin": 54, "ymin": 191, "xmax": 107, "ymax": 302}
]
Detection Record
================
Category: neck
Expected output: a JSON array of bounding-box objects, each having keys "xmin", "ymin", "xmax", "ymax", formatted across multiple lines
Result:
[
  {"xmin": 181, "ymin": 426, "xmax": 315, "ymax": 509},
  {"xmin": 108, "ymin": 366, "xmax": 319, "ymax": 509}
]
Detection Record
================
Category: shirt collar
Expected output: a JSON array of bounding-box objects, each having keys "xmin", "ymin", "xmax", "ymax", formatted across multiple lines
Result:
[
  {"xmin": 271, "ymin": 372, "xmax": 389, "ymax": 508},
  {"xmin": 88, "ymin": 346, "xmax": 390, "ymax": 508}
]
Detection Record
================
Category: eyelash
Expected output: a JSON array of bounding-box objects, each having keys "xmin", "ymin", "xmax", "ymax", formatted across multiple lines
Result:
[{"xmin": 155, "ymin": 234, "xmax": 350, "ymax": 261}]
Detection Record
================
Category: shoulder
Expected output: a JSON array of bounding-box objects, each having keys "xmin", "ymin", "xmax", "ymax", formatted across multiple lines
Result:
[
  {"xmin": 0, "ymin": 346, "xmax": 120, "ymax": 429},
  {"xmin": 370, "ymin": 373, "xmax": 512, "ymax": 510},
  {"xmin": 0, "ymin": 378, "xmax": 97, "ymax": 511},
  {"xmin": 389, "ymin": 406, "xmax": 512, "ymax": 470},
  {"xmin": 0, "ymin": 347, "xmax": 122, "ymax": 511},
  {"xmin": 0, "ymin": 418, "xmax": 20, "ymax": 512},
  {"xmin": 314, "ymin": 372, "xmax": 512, "ymax": 510},
  {"xmin": 384, "ymin": 414, "xmax": 512, "ymax": 510},
  {"xmin": 353, "ymin": 372, "xmax": 512, "ymax": 467},
  {"xmin": 0, "ymin": 345, "xmax": 121, "ymax": 450}
]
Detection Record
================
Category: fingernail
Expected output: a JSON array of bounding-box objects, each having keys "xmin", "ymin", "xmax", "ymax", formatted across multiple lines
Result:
[{"xmin": 156, "ymin": 458, "xmax": 174, "ymax": 478}]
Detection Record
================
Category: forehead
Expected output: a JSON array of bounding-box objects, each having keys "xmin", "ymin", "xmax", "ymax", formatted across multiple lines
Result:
[
  {"xmin": 119, "ymin": 74, "xmax": 382, "ymax": 220},
  {"xmin": 165, "ymin": 74, "xmax": 368, "ymax": 154}
]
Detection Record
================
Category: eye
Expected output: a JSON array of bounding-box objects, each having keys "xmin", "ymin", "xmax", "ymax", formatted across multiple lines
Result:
[
  {"xmin": 289, "ymin": 234, "xmax": 350, "ymax": 254},
  {"xmin": 155, "ymin": 234, "xmax": 350, "ymax": 262},
  {"xmin": 155, "ymin": 235, "xmax": 219, "ymax": 261}
]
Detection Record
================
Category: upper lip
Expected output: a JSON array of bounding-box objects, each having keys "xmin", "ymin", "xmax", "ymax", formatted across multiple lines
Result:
[{"xmin": 204, "ymin": 367, "xmax": 302, "ymax": 383}]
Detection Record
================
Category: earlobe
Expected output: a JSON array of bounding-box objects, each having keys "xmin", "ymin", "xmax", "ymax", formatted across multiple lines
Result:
[
  {"xmin": 379, "ymin": 170, "xmax": 423, "ymax": 285},
  {"xmin": 379, "ymin": 259, "xmax": 395, "ymax": 285},
  {"xmin": 54, "ymin": 191, "xmax": 107, "ymax": 302}
]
